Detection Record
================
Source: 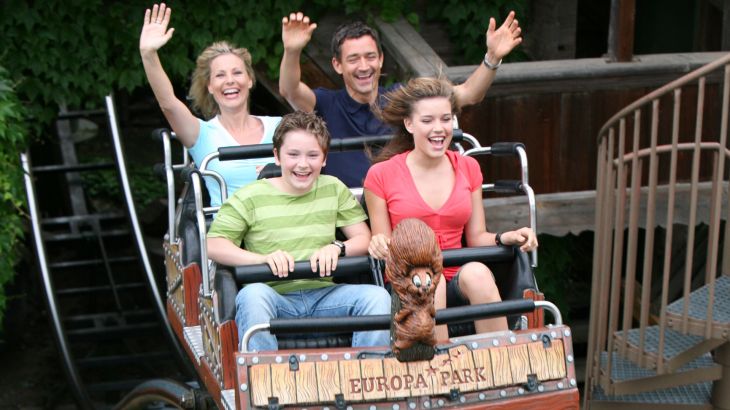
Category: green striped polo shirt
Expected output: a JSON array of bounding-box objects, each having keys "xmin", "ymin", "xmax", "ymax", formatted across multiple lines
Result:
[{"xmin": 207, "ymin": 175, "xmax": 367, "ymax": 294}]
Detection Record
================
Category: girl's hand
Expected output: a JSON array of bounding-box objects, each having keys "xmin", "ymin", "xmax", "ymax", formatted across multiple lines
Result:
[
  {"xmin": 368, "ymin": 233, "xmax": 390, "ymax": 260},
  {"xmin": 503, "ymin": 227, "xmax": 538, "ymax": 252}
]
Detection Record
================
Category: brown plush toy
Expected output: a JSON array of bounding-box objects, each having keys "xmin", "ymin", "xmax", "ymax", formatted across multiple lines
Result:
[{"xmin": 386, "ymin": 218, "xmax": 443, "ymax": 361}]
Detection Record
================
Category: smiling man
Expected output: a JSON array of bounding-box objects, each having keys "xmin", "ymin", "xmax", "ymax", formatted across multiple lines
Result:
[{"xmin": 279, "ymin": 11, "xmax": 523, "ymax": 187}]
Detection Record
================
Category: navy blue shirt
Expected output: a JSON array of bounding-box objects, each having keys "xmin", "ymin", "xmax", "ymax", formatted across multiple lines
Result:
[{"xmin": 314, "ymin": 84, "xmax": 400, "ymax": 187}]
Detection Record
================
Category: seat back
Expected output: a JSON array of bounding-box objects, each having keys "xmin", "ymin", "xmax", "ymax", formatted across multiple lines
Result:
[{"xmin": 447, "ymin": 248, "xmax": 536, "ymax": 335}]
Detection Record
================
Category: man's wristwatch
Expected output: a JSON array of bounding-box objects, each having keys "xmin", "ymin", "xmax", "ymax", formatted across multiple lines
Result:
[
  {"xmin": 483, "ymin": 54, "xmax": 502, "ymax": 70},
  {"xmin": 331, "ymin": 240, "xmax": 346, "ymax": 257}
]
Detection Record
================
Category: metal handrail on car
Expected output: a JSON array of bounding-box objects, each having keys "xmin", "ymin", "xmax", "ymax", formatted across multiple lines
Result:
[
  {"xmin": 155, "ymin": 128, "xmax": 190, "ymax": 242},
  {"xmin": 458, "ymin": 133, "xmax": 538, "ymax": 267},
  {"xmin": 241, "ymin": 299, "xmax": 563, "ymax": 353}
]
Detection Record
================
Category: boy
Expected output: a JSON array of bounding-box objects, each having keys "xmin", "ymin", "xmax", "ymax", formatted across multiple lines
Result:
[{"xmin": 207, "ymin": 111, "xmax": 391, "ymax": 351}]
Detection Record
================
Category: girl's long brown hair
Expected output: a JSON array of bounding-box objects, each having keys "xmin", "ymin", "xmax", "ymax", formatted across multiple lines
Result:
[{"xmin": 371, "ymin": 77, "xmax": 458, "ymax": 163}]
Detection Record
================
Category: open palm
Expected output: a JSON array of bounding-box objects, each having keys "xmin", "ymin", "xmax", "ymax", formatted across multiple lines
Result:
[
  {"xmin": 140, "ymin": 3, "xmax": 174, "ymax": 52},
  {"xmin": 282, "ymin": 12, "xmax": 317, "ymax": 52},
  {"xmin": 486, "ymin": 11, "xmax": 522, "ymax": 60}
]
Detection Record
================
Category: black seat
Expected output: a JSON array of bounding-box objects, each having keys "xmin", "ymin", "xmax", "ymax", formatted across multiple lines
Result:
[{"xmin": 446, "ymin": 247, "xmax": 536, "ymax": 336}]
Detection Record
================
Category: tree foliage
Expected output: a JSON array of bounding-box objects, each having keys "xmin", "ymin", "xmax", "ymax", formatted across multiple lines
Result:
[
  {"xmin": 0, "ymin": 66, "xmax": 28, "ymax": 331},
  {"xmin": 425, "ymin": 0, "xmax": 529, "ymax": 64}
]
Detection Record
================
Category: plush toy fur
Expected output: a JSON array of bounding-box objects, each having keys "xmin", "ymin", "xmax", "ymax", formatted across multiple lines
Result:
[{"xmin": 386, "ymin": 218, "xmax": 443, "ymax": 359}]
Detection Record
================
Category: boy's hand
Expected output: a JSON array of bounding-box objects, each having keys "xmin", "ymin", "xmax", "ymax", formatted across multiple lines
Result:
[
  {"xmin": 310, "ymin": 244, "xmax": 341, "ymax": 277},
  {"xmin": 264, "ymin": 250, "xmax": 295, "ymax": 278}
]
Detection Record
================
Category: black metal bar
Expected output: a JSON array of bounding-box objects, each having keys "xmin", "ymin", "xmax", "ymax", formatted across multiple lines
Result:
[
  {"xmin": 268, "ymin": 299, "xmax": 536, "ymax": 334},
  {"xmin": 218, "ymin": 134, "xmax": 466, "ymax": 161},
  {"xmin": 234, "ymin": 246, "xmax": 513, "ymax": 285}
]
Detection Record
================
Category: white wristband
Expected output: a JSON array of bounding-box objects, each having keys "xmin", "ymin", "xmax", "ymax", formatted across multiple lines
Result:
[{"xmin": 483, "ymin": 54, "xmax": 502, "ymax": 70}]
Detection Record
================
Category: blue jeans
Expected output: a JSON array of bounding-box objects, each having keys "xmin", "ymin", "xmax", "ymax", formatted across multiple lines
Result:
[{"xmin": 235, "ymin": 283, "xmax": 391, "ymax": 352}]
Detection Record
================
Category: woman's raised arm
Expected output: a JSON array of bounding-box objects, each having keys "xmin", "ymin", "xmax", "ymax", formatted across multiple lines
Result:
[{"xmin": 140, "ymin": 3, "xmax": 200, "ymax": 147}]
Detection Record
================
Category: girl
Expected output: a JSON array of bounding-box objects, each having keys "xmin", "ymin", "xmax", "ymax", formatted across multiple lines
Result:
[{"xmin": 364, "ymin": 77, "xmax": 537, "ymax": 341}]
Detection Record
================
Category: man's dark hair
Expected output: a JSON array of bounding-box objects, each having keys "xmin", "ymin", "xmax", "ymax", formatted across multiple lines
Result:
[{"xmin": 331, "ymin": 21, "xmax": 382, "ymax": 60}]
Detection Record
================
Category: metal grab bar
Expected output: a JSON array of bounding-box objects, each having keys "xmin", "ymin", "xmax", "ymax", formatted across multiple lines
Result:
[{"xmin": 240, "ymin": 299, "xmax": 562, "ymax": 352}]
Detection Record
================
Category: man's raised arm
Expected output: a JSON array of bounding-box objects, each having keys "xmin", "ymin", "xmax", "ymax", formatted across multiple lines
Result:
[
  {"xmin": 279, "ymin": 12, "xmax": 318, "ymax": 112},
  {"xmin": 453, "ymin": 11, "xmax": 522, "ymax": 108}
]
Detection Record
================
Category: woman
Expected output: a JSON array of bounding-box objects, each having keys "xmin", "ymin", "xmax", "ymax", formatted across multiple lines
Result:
[
  {"xmin": 140, "ymin": 3, "xmax": 281, "ymax": 207},
  {"xmin": 364, "ymin": 77, "xmax": 538, "ymax": 341}
]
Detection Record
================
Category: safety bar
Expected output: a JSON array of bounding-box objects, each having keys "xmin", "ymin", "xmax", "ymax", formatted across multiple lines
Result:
[
  {"xmin": 462, "ymin": 139, "xmax": 537, "ymax": 268},
  {"xmin": 241, "ymin": 299, "xmax": 562, "ymax": 352},
  {"xmin": 216, "ymin": 133, "xmax": 467, "ymax": 162},
  {"xmin": 152, "ymin": 128, "xmax": 190, "ymax": 242},
  {"xmin": 189, "ymin": 171, "xmax": 211, "ymax": 296},
  {"xmin": 233, "ymin": 246, "xmax": 514, "ymax": 285}
]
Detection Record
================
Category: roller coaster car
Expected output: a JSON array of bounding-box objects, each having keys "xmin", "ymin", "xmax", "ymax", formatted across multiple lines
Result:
[{"xmin": 154, "ymin": 130, "xmax": 579, "ymax": 409}]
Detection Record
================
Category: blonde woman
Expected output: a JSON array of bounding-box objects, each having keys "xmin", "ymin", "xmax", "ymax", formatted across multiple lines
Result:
[{"xmin": 140, "ymin": 3, "xmax": 281, "ymax": 206}]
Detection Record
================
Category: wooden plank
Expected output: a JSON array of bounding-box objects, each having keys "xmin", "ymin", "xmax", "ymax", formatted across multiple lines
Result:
[
  {"xmin": 339, "ymin": 360, "xmax": 363, "ymax": 402},
  {"xmin": 507, "ymin": 344, "xmax": 531, "ymax": 384},
  {"xmin": 270, "ymin": 363, "xmax": 296, "ymax": 405},
  {"xmin": 489, "ymin": 347, "xmax": 513, "ymax": 387},
  {"xmin": 376, "ymin": 18, "xmax": 445, "ymax": 78},
  {"xmin": 295, "ymin": 361, "xmax": 319, "ymax": 404},
  {"xmin": 383, "ymin": 357, "xmax": 411, "ymax": 399},
  {"xmin": 448, "ymin": 345, "xmax": 478, "ymax": 392},
  {"xmin": 407, "ymin": 360, "xmax": 432, "ymax": 396},
  {"xmin": 429, "ymin": 351, "xmax": 453, "ymax": 395},
  {"xmin": 249, "ymin": 364, "xmax": 271, "ymax": 407},
  {"xmin": 527, "ymin": 341, "xmax": 551, "ymax": 381},
  {"xmin": 471, "ymin": 348, "xmax": 495, "ymax": 390},
  {"xmin": 484, "ymin": 182, "xmax": 727, "ymax": 236},
  {"xmin": 545, "ymin": 339, "xmax": 567, "ymax": 379},
  {"xmin": 316, "ymin": 361, "xmax": 341, "ymax": 403},
  {"xmin": 219, "ymin": 321, "xmax": 238, "ymax": 389},
  {"xmin": 360, "ymin": 358, "xmax": 386, "ymax": 401}
]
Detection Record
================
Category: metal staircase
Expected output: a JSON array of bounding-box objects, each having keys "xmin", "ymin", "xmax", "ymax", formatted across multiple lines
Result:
[
  {"xmin": 21, "ymin": 96, "xmax": 186, "ymax": 408},
  {"xmin": 585, "ymin": 53, "xmax": 730, "ymax": 409}
]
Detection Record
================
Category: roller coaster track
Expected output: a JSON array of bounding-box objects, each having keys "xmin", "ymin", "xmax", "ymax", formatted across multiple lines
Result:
[{"xmin": 21, "ymin": 96, "xmax": 191, "ymax": 408}]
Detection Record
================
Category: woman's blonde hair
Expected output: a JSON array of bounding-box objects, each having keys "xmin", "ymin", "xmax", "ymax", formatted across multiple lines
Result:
[
  {"xmin": 188, "ymin": 41, "xmax": 255, "ymax": 119},
  {"xmin": 372, "ymin": 77, "xmax": 458, "ymax": 163}
]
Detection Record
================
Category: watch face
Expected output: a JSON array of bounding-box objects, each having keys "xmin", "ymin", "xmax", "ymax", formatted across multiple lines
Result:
[{"xmin": 333, "ymin": 240, "xmax": 346, "ymax": 256}]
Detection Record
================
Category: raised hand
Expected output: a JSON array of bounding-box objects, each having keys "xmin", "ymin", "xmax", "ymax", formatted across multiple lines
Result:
[
  {"xmin": 485, "ymin": 11, "xmax": 522, "ymax": 63},
  {"xmin": 282, "ymin": 11, "xmax": 317, "ymax": 52},
  {"xmin": 140, "ymin": 3, "xmax": 175, "ymax": 53}
]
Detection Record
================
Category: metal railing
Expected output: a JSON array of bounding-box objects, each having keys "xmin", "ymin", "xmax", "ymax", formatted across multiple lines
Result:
[{"xmin": 585, "ymin": 52, "xmax": 730, "ymax": 402}]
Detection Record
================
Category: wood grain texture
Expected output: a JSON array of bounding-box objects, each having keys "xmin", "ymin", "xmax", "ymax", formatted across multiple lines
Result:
[
  {"xmin": 489, "ymin": 347, "xmax": 514, "ymax": 387},
  {"xmin": 295, "ymin": 361, "xmax": 318, "ymax": 404},
  {"xmin": 315, "ymin": 361, "xmax": 341, "ymax": 403},
  {"xmin": 249, "ymin": 365, "xmax": 271, "ymax": 407},
  {"xmin": 507, "ymin": 344, "xmax": 530, "ymax": 384}
]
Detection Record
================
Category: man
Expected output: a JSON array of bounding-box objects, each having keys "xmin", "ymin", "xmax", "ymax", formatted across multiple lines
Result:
[
  {"xmin": 207, "ymin": 111, "xmax": 391, "ymax": 352},
  {"xmin": 279, "ymin": 11, "xmax": 522, "ymax": 187}
]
